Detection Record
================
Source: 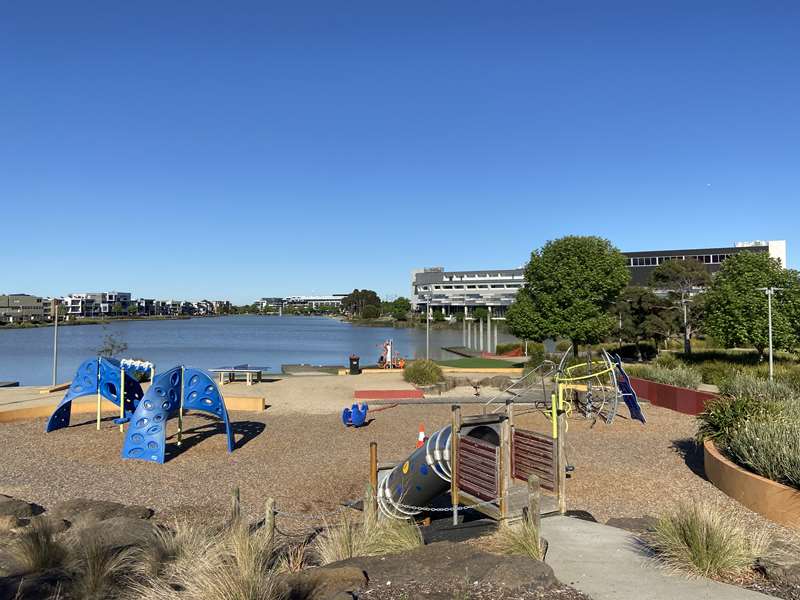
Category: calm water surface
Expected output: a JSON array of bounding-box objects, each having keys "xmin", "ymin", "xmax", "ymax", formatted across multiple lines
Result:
[{"xmin": 0, "ymin": 316, "xmax": 517, "ymax": 386}]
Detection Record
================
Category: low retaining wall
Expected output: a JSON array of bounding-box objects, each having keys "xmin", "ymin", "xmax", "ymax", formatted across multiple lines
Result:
[
  {"xmin": 0, "ymin": 394, "xmax": 265, "ymax": 423},
  {"xmin": 704, "ymin": 439, "xmax": 800, "ymax": 529},
  {"xmin": 629, "ymin": 377, "xmax": 716, "ymax": 415}
]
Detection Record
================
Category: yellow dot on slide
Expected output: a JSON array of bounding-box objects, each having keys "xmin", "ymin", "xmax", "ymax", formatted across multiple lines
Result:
[{"xmin": 402, "ymin": 461, "xmax": 409, "ymax": 474}]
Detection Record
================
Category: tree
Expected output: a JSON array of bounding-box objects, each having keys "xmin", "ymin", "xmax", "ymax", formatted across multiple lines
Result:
[
  {"xmin": 390, "ymin": 297, "xmax": 411, "ymax": 321},
  {"xmin": 704, "ymin": 252, "xmax": 800, "ymax": 356},
  {"xmin": 98, "ymin": 332, "xmax": 128, "ymax": 357},
  {"xmin": 433, "ymin": 310, "xmax": 445, "ymax": 322},
  {"xmin": 506, "ymin": 236, "xmax": 630, "ymax": 354},
  {"xmin": 650, "ymin": 258, "xmax": 710, "ymax": 354},
  {"xmin": 362, "ymin": 304, "xmax": 380, "ymax": 319},
  {"xmin": 111, "ymin": 302, "xmax": 123, "ymax": 316},
  {"xmin": 342, "ymin": 289, "xmax": 381, "ymax": 317},
  {"xmin": 615, "ymin": 286, "xmax": 676, "ymax": 359}
]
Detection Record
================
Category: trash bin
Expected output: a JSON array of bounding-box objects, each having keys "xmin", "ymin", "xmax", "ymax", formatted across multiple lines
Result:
[{"xmin": 349, "ymin": 355, "xmax": 361, "ymax": 375}]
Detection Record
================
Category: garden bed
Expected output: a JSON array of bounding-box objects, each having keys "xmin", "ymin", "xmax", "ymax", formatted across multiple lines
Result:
[
  {"xmin": 704, "ymin": 439, "xmax": 800, "ymax": 529},
  {"xmin": 629, "ymin": 377, "xmax": 716, "ymax": 415}
]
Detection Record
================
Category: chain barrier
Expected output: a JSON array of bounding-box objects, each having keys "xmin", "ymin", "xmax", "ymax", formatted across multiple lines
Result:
[{"xmin": 272, "ymin": 494, "xmax": 504, "ymax": 526}]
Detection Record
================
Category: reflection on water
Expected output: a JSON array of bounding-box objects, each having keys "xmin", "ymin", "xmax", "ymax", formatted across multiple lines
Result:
[{"xmin": 0, "ymin": 316, "xmax": 518, "ymax": 386}]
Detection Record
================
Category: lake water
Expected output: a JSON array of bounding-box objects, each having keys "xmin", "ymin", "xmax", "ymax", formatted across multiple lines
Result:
[{"xmin": 0, "ymin": 316, "xmax": 517, "ymax": 386}]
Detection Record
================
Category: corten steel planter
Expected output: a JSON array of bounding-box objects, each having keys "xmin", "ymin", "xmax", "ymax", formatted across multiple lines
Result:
[
  {"xmin": 704, "ymin": 439, "xmax": 800, "ymax": 529},
  {"xmin": 629, "ymin": 377, "xmax": 716, "ymax": 415}
]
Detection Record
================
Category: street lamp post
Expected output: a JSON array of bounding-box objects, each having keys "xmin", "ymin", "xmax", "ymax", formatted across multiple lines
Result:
[
  {"xmin": 757, "ymin": 286, "xmax": 784, "ymax": 382},
  {"xmin": 425, "ymin": 296, "xmax": 431, "ymax": 360},
  {"xmin": 51, "ymin": 300, "xmax": 59, "ymax": 386}
]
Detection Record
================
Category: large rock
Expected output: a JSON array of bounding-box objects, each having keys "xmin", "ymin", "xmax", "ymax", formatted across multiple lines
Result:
[
  {"xmin": 281, "ymin": 566, "xmax": 368, "ymax": 599},
  {"xmin": 48, "ymin": 498, "xmax": 153, "ymax": 525},
  {"xmin": 0, "ymin": 496, "xmax": 44, "ymax": 519},
  {"xmin": 73, "ymin": 516, "xmax": 157, "ymax": 552},
  {"xmin": 322, "ymin": 541, "xmax": 557, "ymax": 592},
  {"xmin": 757, "ymin": 541, "xmax": 800, "ymax": 586}
]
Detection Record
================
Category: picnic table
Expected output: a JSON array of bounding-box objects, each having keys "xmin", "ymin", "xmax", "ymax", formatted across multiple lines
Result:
[{"xmin": 209, "ymin": 364, "xmax": 269, "ymax": 386}]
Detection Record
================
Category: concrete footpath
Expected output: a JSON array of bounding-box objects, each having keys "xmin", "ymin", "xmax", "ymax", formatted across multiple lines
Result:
[{"xmin": 541, "ymin": 516, "xmax": 773, "ymax": 600}]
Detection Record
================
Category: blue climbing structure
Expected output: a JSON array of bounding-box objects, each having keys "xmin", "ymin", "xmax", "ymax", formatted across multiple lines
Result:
[
  {"xmin": 120, "ymin": 367, "xmax": 235, "ymax": 464},
  {"xmin": 610, "ymin": 353, "xmax": 646, "ymax": 424},
  {"xmin": 46, "ymin": 357, "xmax": 144, "ymax": 432}
]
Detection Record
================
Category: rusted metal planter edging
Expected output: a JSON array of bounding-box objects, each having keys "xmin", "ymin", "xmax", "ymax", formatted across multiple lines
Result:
[
  {"xmin": 704, "ymin": 439, "xmax": 800, "ymax": 529},
  {"xmin": 629, "ymin": 376, "xmax": 716, "ymax": 415}
]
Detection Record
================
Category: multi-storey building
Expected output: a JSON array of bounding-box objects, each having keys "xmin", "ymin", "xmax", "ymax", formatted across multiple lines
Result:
[
  {"xmin": 410, "ymin": 268, "xmax": 525, "ymax": 315},
  {"xmin": 623, "ymin": 240, "xmax": 787, "ymax": 285},
  {"xmin": 411, "ymin": 240, "xmax": 789, "ymax": 313},
  {"xmin": 0, "ymin": 294, "xmax": 45, "ymax": 323}
]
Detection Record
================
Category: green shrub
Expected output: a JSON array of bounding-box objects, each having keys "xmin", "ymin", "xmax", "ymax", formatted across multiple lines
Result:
[
  {"xmin": 555, "ymin": 340, "xmax": 571, "ymax": 352},
  {"xmin": 495, "ymin": 342, "xmax": 523, "ymax": 355},
  {"xmin": 697, "ymin": 361, "xmax": 736, "ymax": 387},
  {"xmin": 696, "ymin": 394, "xmax": 785, "ymax": 449},
  {"xmin": 361, "ymin": 305, "xmax": 380, "ymax": 319},
  {"xmin": 647, "ymin": 502, "xmax": 766, "ymax": 578},
  {"xmin": 625, "ymin": 364, "xmax": 702, "ymax": 389},
  {"xmin": 716, "ymin": 372, "xmax": 797, "ymax": 404},
  {"xmin": 654, "ymin": 352, "xmax": 679, "ymax": 369},
  {"xmin": 524, "ymin": 344, "xmax": 546, "ymax": 370},
  {"xmin": 726, "ymin": 418, "xmax": 800, "ymax": 490},
  {"xmin": 610, "ymin": 343, "xmax": 657, "ymax": 362},
  {"xmin": 403, "ymin": 360, "xmax": 443, "ymax": 385}
]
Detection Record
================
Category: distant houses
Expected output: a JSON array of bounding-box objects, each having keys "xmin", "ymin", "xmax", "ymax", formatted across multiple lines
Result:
[{"xmin": 0, "ymin": 291, "xmax": 232, "ymax": 323}]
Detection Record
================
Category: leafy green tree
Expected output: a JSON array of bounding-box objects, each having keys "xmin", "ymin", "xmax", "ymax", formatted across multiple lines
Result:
[
  {"xmin": 650, "ymin": 258, "xmax": 710, "ymax": 354},
  {"xmin": 506, "ymin": 236, "xmax": 629, "ymax": 354},
  {"xmin": 472, "ymin": 307, "xmax": 489, "ymax": 321},
  {"xmin": 433, "ymin": 310, "xmax": 445, "ymax": 322},
  {"xmin": 342, "ymin": 289, "xmax": 381, "ymax": 317},
  {"xmin": 705, "ymin": 253, "xmax": 800, "ymax": 356},
  {"xmin": 615, "ymin": 286, "xmax": 676, "ymax": 359},
  {"xmin": 362, "ymin": 304, "xmax": 380, "ymax": 319}
]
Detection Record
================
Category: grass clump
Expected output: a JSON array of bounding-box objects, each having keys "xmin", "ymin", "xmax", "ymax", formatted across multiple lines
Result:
[
  {"xmin": 726, "ymin": 419, "xmax": 800, "ymax": 490},
  {"xmin": 625, "ymin": 363, "xmax": 702, "ymax": 389},
  {"xmin": 403, "ymin": 359, "xmax": 444, "ymax": 385},
  {"xmin": 496, "ymin": 514, "xmax": 544, "ymax": 561},
  {"xmin": 0, "ymin": 518, "xmax": 68, "ymax": 575},
  {"xmin": 647, "ymin": 502, "xmax": 766, "ymax": 578},
  {"xmin": 315, "ymin": 512, "xmax": 423, "ymax": 565},
  {"xmin": 68, "ymin": 535, "xmax": 136, "ymax": 600}
]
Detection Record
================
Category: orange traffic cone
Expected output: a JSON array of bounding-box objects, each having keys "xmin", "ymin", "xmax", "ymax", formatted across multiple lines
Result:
[{"xmin": 416, "ymin": 423, "xmax": 426, "ymax": 448}]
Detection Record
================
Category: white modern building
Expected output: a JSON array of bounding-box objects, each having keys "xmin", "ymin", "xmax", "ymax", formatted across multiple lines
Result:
[{"xmin": 411, "ymin": 268, "xmax": 525, "ymax": 315}]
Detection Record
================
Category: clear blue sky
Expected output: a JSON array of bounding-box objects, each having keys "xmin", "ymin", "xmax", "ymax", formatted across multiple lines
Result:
[{"xmin": 2, "ymin": 1, "xmax": 798, "ymax": 304}]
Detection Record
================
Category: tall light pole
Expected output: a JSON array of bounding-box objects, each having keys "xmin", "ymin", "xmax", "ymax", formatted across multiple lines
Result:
[
  {"xmin": 757, "ymin": 286, "xmax": 784, "ymax": 382},
  {"xmin": 425, "ymin": 295, "xmax": 431, "ymax": 360},
  {"xmin": 51, "ymin": 299, "xmax": 59, "ymax": 386}
]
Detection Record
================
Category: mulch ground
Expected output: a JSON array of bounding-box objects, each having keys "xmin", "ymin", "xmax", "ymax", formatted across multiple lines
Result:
[{"xmin": 1, "ymin": 400, "xmax": 798, "ymax": 546}]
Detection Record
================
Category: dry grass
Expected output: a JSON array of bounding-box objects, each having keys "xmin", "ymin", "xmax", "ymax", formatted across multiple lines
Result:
[
  {"xmin": 315, "ymin": 510, "xmax": 423, "ymax": 565},
  {"xmin": 128, "ymin": 519, "xmax": 283, "ymax": 600},
  {"xmin": 645, "ymin": 502, "xmax": 768, "ymax": 578},
  {"xmin": 274, "ymin": 541, "xmax": 311, "ymax": 574},
  {"xmin": 68, "ymin": 535, "xmax": 137, "ymax": 600},
  {"xmin": 496, "ymin": 514, "xmax": 544, "ymax": 561},
  {"xmin": 0, "ymin": 517, "xmax": 67, "ymax": 575}
]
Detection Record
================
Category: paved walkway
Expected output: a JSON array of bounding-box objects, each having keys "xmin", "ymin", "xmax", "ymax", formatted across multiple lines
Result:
[{"xmin": 541, "ymin": 516, "xmax": 773, "ymax": 599}]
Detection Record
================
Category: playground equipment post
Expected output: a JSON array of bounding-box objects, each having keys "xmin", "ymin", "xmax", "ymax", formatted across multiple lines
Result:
[
  {"xmin": 51, "ymin": 300, "xmax": 59, "ymax": 386},
  {"xmin": 450, "ymin": 404, "xmax": 461, "ymax": 525}
]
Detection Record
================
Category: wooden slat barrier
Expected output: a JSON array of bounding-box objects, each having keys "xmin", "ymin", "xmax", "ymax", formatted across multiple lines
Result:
[
  {"xmin": 457, "ymin": 436, "xmax": 499, "ymax": 501},
  {"xmin": 512, "ymin": 428, "xmax": 556, "ymax": 492}
]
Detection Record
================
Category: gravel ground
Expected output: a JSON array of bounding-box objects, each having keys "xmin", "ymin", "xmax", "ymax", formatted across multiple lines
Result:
[
  {"xmin": 1, "ymin": 393, "xmax": 798, "ymax": 546},
  {"xmin": 357, "ymin": 582, "xmax": 590, "ymax": 599}
]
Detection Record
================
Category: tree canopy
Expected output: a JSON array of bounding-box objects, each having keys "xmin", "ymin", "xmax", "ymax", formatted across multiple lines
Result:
[
  {"xmin": 615, "ymin": 286, "xmax": 676, "ymax": 358},
  {"xmin": 342, "ymin": 289, "xmax": 381, "ymax": 317},
  {"xmin": 506, "ymin": 236, "xmax": 630, "ymax": 349},
  {"xmin": 704, "ymin": 252, "xmax": 800, "ymax": 355},
  {"xmin": 650, "ymin": 258, "xmax": 710, "ymax": 353}
]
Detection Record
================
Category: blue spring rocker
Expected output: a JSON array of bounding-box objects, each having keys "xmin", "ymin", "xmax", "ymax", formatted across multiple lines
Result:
[{"xmin": 342, "ymin": 402, "xmax": 369, "ymax": 427}]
